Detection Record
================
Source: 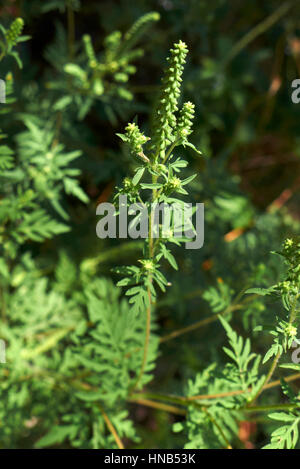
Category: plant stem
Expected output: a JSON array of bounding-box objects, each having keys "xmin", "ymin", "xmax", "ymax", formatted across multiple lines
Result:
[
  {"xmin": 242, "ymin": 403, "xmax": 300, "ymax": 413},
  {"xmin": 130, "ymin": 173, "xmax": 157, "ymax": 392},
  {"xmin": 160, "ymin": 290, "xmax": 255, "ymax": 343},
  {"xmin": 160, "ymin": 314, "xmax": 220, "ymax": 342},
  {"xmin": 187, "ymin": 388, "xmax": 246, "ymax": 401},
  {"xmin": 250, "ymin": 351, "xmax": 281, "ymax": 405},
  {"xmin": 160, "ymin": 304, "xmax": 245, "ymax": 343},
  {"xmin": 162, "ymin": 138, "xmax": 179, "ymax": 165},
  {"xmin": 263, "ymin": 372, "xmax": 300, "ymax": 391},
  {"xmin": 130, "ymin": 391, "xmax": 199, "ymax": 409},
  {"xmin": 19, "ymin": 370, "xmax": 300, "ymax": 418},
  {"xmin": 202, "ymin": 406, "xmax": 232, "ymax": 449},
  {"xmin": 131, "ymin": 287, "xmax": 152, "ymax": 392},
  {"xmin": 131, "ymin": 371, "xmax": 300, "ymax": 408},
  {"xmin": 131, "ymin": 396, "xmax": 289, "ymax": 421},
  {"xmin": 98, "ymin": 405, "xmax": 124, "ymax": 449},
  {"xmin": 129, "ymin": 397, "xmax": 186, "ymax": 415}
]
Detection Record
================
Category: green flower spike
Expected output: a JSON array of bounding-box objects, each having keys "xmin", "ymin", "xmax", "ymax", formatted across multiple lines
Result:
[
  {"xmin": 177, "ymin": 101, "xmax": 195, "ymax": 140},
  {"xmin": 124, "ymin": 122, "xmax": 150, "ymax": 162},
  {"xmin": 152, "ymin": 40, "xmax": 188, "ymax": 158},
  {"xmin": 5, "ymin": 18, "xmax": 24, "ymax": 50}
]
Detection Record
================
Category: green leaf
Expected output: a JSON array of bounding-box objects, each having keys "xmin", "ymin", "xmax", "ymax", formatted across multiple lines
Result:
[
  {"xmin": 132, "ymin": 167, "xmax": 145, "ymax": 185},
  {"xmin": 140, "ymin": 183, "xmax": 162, "ymax": 189},
  {"xmin": 269, "ymin": 413, "xmax": 296, "ymax": 422},
  {"xmin": 64, "ymin": 63, "xmax": 86, "ymax": 81},
  {"xmin": 75, "ymin": 390, "xmax": 104, "ymax": 402},
  {"xmin": 245, "ymin": 287, "xmax": 275, "ymax": 296},
  {"xmin": 35, "ymin": 425, "xmax": 78, "ymax": 448},
  {"xmin": 181, "ymin": 173, "xmax": 197, "ymax": 186},
  {"xmin": 263, "ymin": 345, "xmax": 277, "ymax": 364},
  {"xmin": 279, "ymin": 363, "xmax": 300, "ymax": 371}
]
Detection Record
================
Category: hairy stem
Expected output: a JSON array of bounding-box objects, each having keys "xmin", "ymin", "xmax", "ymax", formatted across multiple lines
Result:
[
  {"xmin": 130, "ymin": 174, "xmax": 157, "ymax": 392},
  {"xmin": 131, "ymin": 287, "xmax": 152, "ymax": 392},
  {"xmin": 243, "ymin": 403, "xmax": 300, "ymax": 413}
]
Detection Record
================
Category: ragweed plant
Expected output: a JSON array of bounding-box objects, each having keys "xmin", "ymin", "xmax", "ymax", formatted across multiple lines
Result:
[
  {"xmin": 172, "ymin": 238, "xmax": 300, "ymax": 449},
  {"xmin": 0, "ymin": 32, "xmax": 201, "ymax": 449},
  {"xmin": 0, "ymin": 17, "xmax": 28, "ymax": 67},
  {"xmin": 246, "ymin": 238, "xmax": 300, "ymax": 449},
  {"xmin": 114, "ymin": 40, "xmax": 201, "ymax": 391}
]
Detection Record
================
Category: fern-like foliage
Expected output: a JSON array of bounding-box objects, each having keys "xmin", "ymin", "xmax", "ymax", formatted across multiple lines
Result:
[{"xmin": 175, "ymin": 317, "xmax": 264, "ymax": 448}]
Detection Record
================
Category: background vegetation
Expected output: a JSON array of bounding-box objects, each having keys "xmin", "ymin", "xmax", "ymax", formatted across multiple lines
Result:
[{"xmin": 1, "ymin": 0, "xmax": 300, "ymax": 449}]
